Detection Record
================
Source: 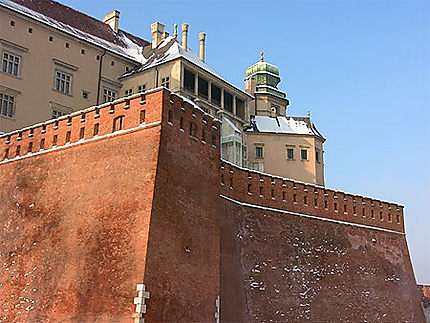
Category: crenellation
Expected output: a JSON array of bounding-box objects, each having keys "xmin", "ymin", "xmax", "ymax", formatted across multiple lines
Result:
[{"xmin": 220, "ymin": 160, "xmax": 405, "ymax": 233}]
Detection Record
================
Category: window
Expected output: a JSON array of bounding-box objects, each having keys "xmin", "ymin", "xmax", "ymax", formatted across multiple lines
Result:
[
  {"xmin": 255, "ymin": 146, "xmax": 264, "ymax": 159},
  {"xmin": 316, "ymin": 149, "xmax": 321, "ymax": 163},
  {"xmin": 103, "ymin": 87, "xmax": 117, "ymax": 103},
  {"xmin": 287, "ymin": 148, "xmax": 294, "ymax": 160},
  {"xmin": 224, "ymin": 91, "xmax": 233, "ymax": 113},
  {"xmin": 301, "ymin": 149, "xmax": 308, "ymax": 160},
  {"xmin": 138, "ymin": 84, "xmax": 146, "ymax": 92},
  {"xmin": 52, "ymin": 109, "xmax": 66, "ymax": 119},
  {"xmin": 110, "ymin": 60, "xmax": 115, "ymax": 66},
  {"xmin": 211, "ymin": 84, "xmax": 221, "ymax": 106},
  {"xmin": 0, "ymin": 93, "xmax": 15, "ymax": 118},
  {"xmin": 49, "ymin": 36, "xmax": 54, "ymax": 42},
  {"xmin": 28, "ymin": 28, "xmax": 33, "ymax": 34},
  {"xmin": 271, "ymin": 104, "xmax": 280, "ymax": 115},
  {"xmin": 113, "ymin": 115, "xmax": 124, "ymax": 132},
  {"xmin": 184, "ymin": 69, "xmax": 195, "ymax": 92},
  {"xmin": 125, "ymin": 88, "xmax": 133, "ymax": 96},
  {"xmin": 236, "ymin": 98, "xmax": 245, "ymax": 119},
  {"xmin": 10, "ymin": 20, "xmax": 15, "ymax": 26},
  {"xmin": 54, "ymin": 71, "xmax": 72, "ymax": 95},
  {"xmin": 2, "ymin": 52, "xmax": 20, "ymax": 76},
  {"xmin": 198, "ymin": 76, "xmax": 208, "ymax": 98},
  {"xmin": 65, "ymin": 42, "xmax": 70, "ymax": 48},
  {"xmin": 81, "ymin": 49, "xmax": 85, "ymax": 55},
  {"xmin": 161, "ymin": 76, "xmax": 170, "ymax": 89},
  {"xmin": 140, "ymin": 110, "xmax": 146, "ymax": 123},
  {"xmin": 82, "ymin": 91, "xmax": 89, "ymax": 99}
]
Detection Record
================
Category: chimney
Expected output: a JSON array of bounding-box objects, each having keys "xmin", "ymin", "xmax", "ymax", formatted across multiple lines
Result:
[
  {"xmin": 181, "ymin": 23, "xmax": 189, "ymax": 50},
  {"xmin": 199, "ymin": 32, "xmax": 206, "ymax": 62},
  {"xmin": 102, "ymin": 10, "xmax": 120, "ymax": 33},
  {"xmin": 151, "ymin": 22, "xmax": 165, "ymax": 49}
]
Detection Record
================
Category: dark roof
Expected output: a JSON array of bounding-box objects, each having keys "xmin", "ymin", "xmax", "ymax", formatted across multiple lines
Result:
[{"xmin": 8, "ymin": 0, "xmax": 149, "ymax": 48}]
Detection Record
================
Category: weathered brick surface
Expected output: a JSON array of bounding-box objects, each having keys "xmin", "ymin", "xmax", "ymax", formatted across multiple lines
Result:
[
  {"xmin": 0, "ymin": 91, "xmax": 163, "ymax": 322},
  {"xmin": 141, "ymin": 91, "xmax": 222, "ymax": 322},
  {"xmin": 220, "ymin": 200, "xmax": 425, "ymax": 322},
  {"xmin": 0, "ymin": 88, "xmax": 423, "ymax": 322},
  {"xmin": 220, "ymin": 161, "xmax": 405, "ymax": 233}
]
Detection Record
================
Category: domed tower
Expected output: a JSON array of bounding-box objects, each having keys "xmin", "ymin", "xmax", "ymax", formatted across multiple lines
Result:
[{"xmin": 245, "ymin": 52, "xmax": 289, "ymax": 116}]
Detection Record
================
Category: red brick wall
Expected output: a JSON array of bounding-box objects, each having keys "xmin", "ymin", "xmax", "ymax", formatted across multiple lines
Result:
[
  {"xmin": 0, "ymin": 89, "xmax": 223, "ymax": 322},
  {"xmin": 0, "ymin": 122, "xmax": 161, "ymax": 321},
  {"xmin": 220, "ymin": 199, "xmax": 425, "ymax": 322},
  {"xmin": 142, "ymin": 91, "xmax": 222, "ymax": 321},
  {"xmin": 220, "ymin": 161, "xmax": 405, "ymax": 233}
]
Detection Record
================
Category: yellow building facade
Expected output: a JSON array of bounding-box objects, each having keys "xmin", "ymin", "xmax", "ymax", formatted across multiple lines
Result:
[{"xmin": 0, "ymin": 0, "xmax": 325, "ymax": 185}]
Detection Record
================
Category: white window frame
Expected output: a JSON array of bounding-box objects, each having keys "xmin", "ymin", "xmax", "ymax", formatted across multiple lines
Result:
[
  {"xmin": 0, "ymin": 92, "xmax": 15, "ymax": 118},
  {"xmin": 102, "ymin": 87, "xmax": 118, "ymax": 103},
  {"xmin": 53, "ymin": 70, "xmax": 73, "ymax": 95},
  {"xmin": 2, "ymin": 51, "xmax": 21, "ymax": 77},
  {"xmin": 0, "ymin": 86, "xmax": 20, "ymax": 119}
]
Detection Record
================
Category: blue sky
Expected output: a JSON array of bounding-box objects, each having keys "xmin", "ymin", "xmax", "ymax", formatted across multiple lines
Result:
[{"xmin": 64, "ymin": 0, "xmax": 429, "ymax": 283}]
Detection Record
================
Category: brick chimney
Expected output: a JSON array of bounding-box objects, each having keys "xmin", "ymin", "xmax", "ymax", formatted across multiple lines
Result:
[
  {"xmin": 181, "ymin": 23, "xmax": 189, "ymax": 51},
  {"xmin": 151, "ymin": 22, "xmax": 165, "ymax": 49},
  {"xmin": 199, "ymin": 32, "xmax": 206, "ymax": 62},
  {"xmin": 102, "ymin": 10, "xmax": 120, "ymax": 33}
]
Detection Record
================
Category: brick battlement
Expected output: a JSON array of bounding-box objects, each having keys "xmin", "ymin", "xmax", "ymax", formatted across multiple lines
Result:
[
  {"xmin": 0, "ymin": 88, "xmax": 220, "ymax": 164},
  {"xmin": 220, "ymin": 160, "xmax": 405, "ymax": 233}
]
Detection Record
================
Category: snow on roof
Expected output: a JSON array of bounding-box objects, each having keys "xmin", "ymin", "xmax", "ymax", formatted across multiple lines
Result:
[
  {"xmin": 122, "ymin": 36, "xmax": 253, "ymax": 98},
  {"xmin": 0, "ymin": 0, "xmax": 147, "ymax": 63},
  {"xmin": 222, "ymin": 116, "xmax": 242, "ymax": 133},
  {"xmin": 247, "ymin": 116, "xmax": 309, "ymax": 134}
]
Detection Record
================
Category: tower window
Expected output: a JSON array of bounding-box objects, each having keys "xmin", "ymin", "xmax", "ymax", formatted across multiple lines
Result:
[
  {"xmin": 161, "ymin": 76, "xmax": 170, "ymax": 89},
  {"xmin": 301, "ymin": 149, "xmax": 308, "ymax": 160},
  {"xmin": 316, "ymin": 149, "xmax": 321, "ymax": 163},
  {"xmin": 255, "ymin": 146, "xmax": 263, "ymax": 159},
  {"xmin": 287, "ymin": 148, "xmax": 294, "ymax": 160}
]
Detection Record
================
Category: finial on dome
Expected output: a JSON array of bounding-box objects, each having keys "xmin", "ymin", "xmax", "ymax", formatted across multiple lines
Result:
[
  {"xmin": 260, "ymin": 51, "xmax": 264, "ymax": 62},
  {"xmin": 307, "ymin": 110, "xmax": 311, "ymax": 117},
  {"xmin": 173, "ymin": 23, "xmax": 178, "ymax": 38}
]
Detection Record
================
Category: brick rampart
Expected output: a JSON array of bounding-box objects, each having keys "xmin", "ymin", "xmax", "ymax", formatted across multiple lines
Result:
[
  {"xmin": 0, "ymin": 91, "xmax": 159, "ymax": 164},
  {"xmin": 0, "ymin": 88, "xmax": 222, "ymax": 322},
  {"xmin": 0, "ymin": 87, "xmax": 422, "ymax": 322},
  {"xmin": 220, "ymin": 160, "xmax": 405, "ymax": 233}
]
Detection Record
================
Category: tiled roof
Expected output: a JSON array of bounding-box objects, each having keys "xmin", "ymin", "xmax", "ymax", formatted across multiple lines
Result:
[{"xmin": 2, "ymin": 0, "xmax": 149, "ymax": 58}]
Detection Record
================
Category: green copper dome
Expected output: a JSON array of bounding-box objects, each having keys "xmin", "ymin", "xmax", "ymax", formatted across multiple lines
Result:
[{"xmin": 245, "ymin": 52, "xmax": 281, "ymax": 88}]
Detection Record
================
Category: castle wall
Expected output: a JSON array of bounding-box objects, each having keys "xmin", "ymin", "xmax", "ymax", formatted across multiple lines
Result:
[
  {"xmin": 220, "ymin": 199, "xmax": 424, "ymax": 322},
  {"xmin": 0, "ymin": 88, "xmax": 423, "ymax": 322},
  {"xmin": 219, "ymin": 161, "xmax": 424, "ymax": 321},
  {"xmin": 140, "ymin": 91, "xmax": 222, "ymax": 321},
  {"xmin": 220, "ymin": 161, "xmax": 405, "ymax": 233},
  {"xmin": 0, "ymin": 91, "xmax": 163, "ymax": 321}
]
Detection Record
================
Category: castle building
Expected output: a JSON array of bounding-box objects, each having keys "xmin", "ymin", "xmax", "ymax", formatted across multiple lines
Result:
[
  {"xmin": 0, "ymin": 0, "xmax": 147, "ymax": 133},
  {"xmin": 244, "ymin": 54, "xmax": 325, "ymax": 185},
  {"xmin": 0, "ymin": 88, "xmax": 425, "ymax": 322},
  {"xmin": 0, "ymin": 0, "xmax": 324, "ymax": 184}
]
